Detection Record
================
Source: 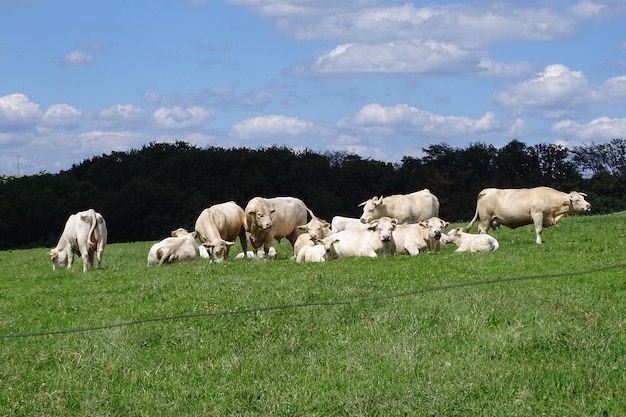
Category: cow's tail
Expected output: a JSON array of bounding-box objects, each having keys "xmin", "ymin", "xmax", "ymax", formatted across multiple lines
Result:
[
  {"xmin": 87, "ymin": 209, "xmax": 98, "ymax": 249},
  {"xmin": 464, "ymin": 205, "xmax": 480, "ymax": 232}
]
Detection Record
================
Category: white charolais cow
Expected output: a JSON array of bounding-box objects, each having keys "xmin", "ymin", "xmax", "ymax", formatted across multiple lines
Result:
[
  {"xmin": 49, "ymin": 209, "xmax": 108, "ymax": 272},
  {"xmin": 359, "ymin": 189, "xmax": 439, "ymax": 224},
  {"xmin": 465, "ymin": 186, "xmax": 592, "ymax": 244},
  {"xmin": 194, "ymin": 201, "xmax": 247, "ymax": 262},
  {"xmin": 147, "ymin": 229, "xmax": 204, "ymax": 266},
  {"xmin": 292, "ymin": 216, "xmax": 332, "ymax": 259},
  {"xmin": 330, "ymin": 216, "xmax": 398, "ymax": 258},
  {"xmin": 442, "ymin": 227, "xmax": 499, "ymax": 252},
  {"xmin": 393, "ymin": 216, "xmax": 450, "ymax": 255},
  {"xmin": 244, "ymin": 196, "xmax": 314, "ymax": 257}
]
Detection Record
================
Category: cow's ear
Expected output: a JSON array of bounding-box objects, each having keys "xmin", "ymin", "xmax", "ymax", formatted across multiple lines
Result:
[
  {"xmin": 374, "ymin": 196, "xmax": 384, "ymax": 206},
  {"xmin": 297, "ymin": 225, "xmax": 308, "ymax": 231},
  {"xmin": 418, "ymin": 221, "xmax": 427, "ymax": 228},
  {"xmin": 358, "ymin": 201, "xmax": 367, "ymax": 207},
  {"xmin": 225, "ymin": 240, "xmax": 235, "ymax": 247}
]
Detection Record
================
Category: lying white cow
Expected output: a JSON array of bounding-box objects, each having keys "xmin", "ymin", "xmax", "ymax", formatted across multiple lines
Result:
[
  {"xmin": 194, "ymin": 201, "xmax": 247, "ymax": 262},
  {"xmin": 49, "ymin": 209, "xmax": 107, "ymax": 272},
  {"xmin": 296, "ymin": 236, "xmax": 340, "ymax": 262},
  {"xmin": 244, "ymin": 196, "xmax": 313, "ymax": 257},
  {"xmin": 147, "ymin": 229, "xmax": 205, "ymax": 265},
  {"xmin": 292, "ymin": 216, "xmax": 332, "ymax": 259},
  {"xmin": 330, "ymin": 216, "xmax": 366, "ymax": 233},
  {"xmin": 330, "ymin": 216, "xmax": 397, "ymax": 258},
  {"xmin": 465, "ymin": 186, "xmax": 592, "ymax": 244},
  {"xmin": 393, "ymin": 217, "xmax": 449, "ymax": 255},
  {"xmin": 442, "ymin": 228, "xmax": 499, "ymax": 252},
  {"xmin": 359, "ymin": 189, "xmax": 439, "ymax": 224}
]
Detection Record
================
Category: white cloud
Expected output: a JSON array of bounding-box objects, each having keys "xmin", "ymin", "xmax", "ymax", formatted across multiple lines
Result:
[
  {"xmin": 151, "ymin": 106, "xmax": 214, "ymax": 129},
  {"xmin": 338, "ymin": 103, "xmax": 504, "ymax": 137},
  {"xmin": 90, "ymin": 104, "xmax": 145, "ymax": 128},
  {"xmin": 230, "ymin": 114, "xmax": 321, "ymax": 139},
  {"xmin": 0, "ymin": 93, "xmax": 40, "ymax": 130},
  {"xmin": 601, "ymin": 75, "xmax": 626, "ymax": 101},
  {"xmin": 62, "ymin": 50, "xmax": 95, "ymax": 66},
  {"xmin": 551, "ymin": 117, "xmax": 626, "ymax": 141},
  {"xmin": 41, "ymin": 104, "xmax": 82, "ymax": 128},
  {"xmin": 494, "ymin": 64, "xmax": 601, "ymax": 118},
  {"xmin": 308, "ymin": 40, "xmax": 474, "ymax": 75}
]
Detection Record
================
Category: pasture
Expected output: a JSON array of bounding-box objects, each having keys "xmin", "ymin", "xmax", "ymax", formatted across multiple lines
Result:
[{"xmin": 1, "ymin": 213, "xmax": 625, "ymax": 416}]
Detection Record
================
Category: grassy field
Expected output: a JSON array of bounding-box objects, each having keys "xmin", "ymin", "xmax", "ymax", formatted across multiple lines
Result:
[{"xmin": 1, "ymin": 213, "xmax": 625, "ymax": 416}]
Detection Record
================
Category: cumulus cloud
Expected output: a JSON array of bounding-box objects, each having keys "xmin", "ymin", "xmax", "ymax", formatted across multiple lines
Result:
[
  {"xmin": 230, "ymin": 114, "xmax": 322, "ymax": 139},
  {"xmin": 151, "ymin": 106, "xmax": 214, "ymax": 129},
  {"xmin": 62, "ymin": 50, "xmax": 96, "ymax": 66},
  {"xmin": 338, "ymin": 103, "xmax": 504, "ymax": 137},
  {"xmin": 0, "ymin": 93, "xmax": 40, "ymax": 130},
  {"xmin": 493, "ymin": 64, "xmax": 601, "ymax": 118},
  {"xmin": 90, "ymin": 104, "xmax": 146, "ymax": 128},
  {"xmin": 551, "ymin": 117, "xmax": 626, "ymax": 141},
  {"xmin": 41, "ymin": 104, "xmax": 82, "ymax": 128}
]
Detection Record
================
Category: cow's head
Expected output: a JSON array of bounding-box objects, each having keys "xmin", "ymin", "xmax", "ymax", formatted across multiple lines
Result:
[
  {"xmin": 569, "ymin": 192, "xmax": 592, "ymax": 212},
  {"xmin": 48, "ymin": 248, "xmax": 66, "ymax": 270},
  {"xmin": 418, "ymin": 217, "xmax": 450, "ymax": 240},
  {"xmin": 319, "ymin": 236, "xmax": 340, "ymax": 260},
  {"xmin": 359, "ymin": 195, "xmax": 384, "ymax": 223},
  {"xmin": 368, "ymin": 216, "xmax": 397, "ymax": 242},
  {"xmin": 248, "ymin": 203, "xmax": 274, "ymax": 229},
  {"xmin": 203, "ymin": 239, "xmax": 235, "ymax": 263},
  {"xmin": 171, "ymin": 228, "xmax": 196, "ymax": 239},
  {"xmin": 297, "ymin": 217, "xmax": 331, "ymax": 240}
]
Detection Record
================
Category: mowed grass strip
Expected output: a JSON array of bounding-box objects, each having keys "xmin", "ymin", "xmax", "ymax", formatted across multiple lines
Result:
[{"xmin": 1, "ymin": 212, "xmax": 625, "ymax": 416}]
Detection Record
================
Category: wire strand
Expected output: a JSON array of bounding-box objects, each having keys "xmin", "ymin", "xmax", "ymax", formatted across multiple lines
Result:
[{"xmin": 1, "ymin": 262, "xmax": 624, "ymax": 340}]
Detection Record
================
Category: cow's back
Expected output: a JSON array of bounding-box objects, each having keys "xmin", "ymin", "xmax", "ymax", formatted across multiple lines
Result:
[
  {"xmin": 388, "ymin": 190, "xmax": 439, "ymax": 223},
  {"xmin": 266, "ymin": 197, "xmax": 308, "ymax": 237},
  {"xmin": 198, "ymin": 202, "xmax": 242, "ymax": 237}
]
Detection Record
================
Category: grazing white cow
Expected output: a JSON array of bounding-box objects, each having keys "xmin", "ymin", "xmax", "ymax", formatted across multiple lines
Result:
[
  {"xmin": 296, "ymin": 236, "xmax": 340, "ymax": 263},
  {"xmin": 49, "ymin": 209, "xmax": 107, "ymax": 273},
  {"xmin": 359, "ymin": 189, "xmax": 439, "ymax": 224},
  {"xmin": 442, "ymin": 228, "xmax": 499, "ymax": 252},
  {"xmin": 330, "ymin": 216, "xmax": 366, "ymax": 233},
  {"xmin": 194, "ymin": 201, "xmax": 247, "ymax": 262},
  {"xmin": 465, "ymin": 186, "xmax": 592, "ymax": 244},
  {"xmin": 244, "ymin": 196, "xmax": 313, "ymax": 257},
  {"xmin": 330, "ymin": 217, "xmax": 398, "ymax": 258},
  {"xmin": 393, "ymin": 217, "xmax": 450, "ymax": 255},
  {"xmin": 147, "ymin": 229, "xmax": 203, "ymax": 266},
  {"xmin": 292, "ymin": 216, "xmax": 332, "ymax": 259}
]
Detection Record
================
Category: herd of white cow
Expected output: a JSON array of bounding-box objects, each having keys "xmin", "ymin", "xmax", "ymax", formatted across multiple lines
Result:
[{"xmin": 48, "ymin": 186, "xmax": 592, "ymax": 272}]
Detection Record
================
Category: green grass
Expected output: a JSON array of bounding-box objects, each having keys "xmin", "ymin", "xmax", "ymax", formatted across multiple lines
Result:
[{"xmin": 1, "ymin": 213, "xmax": 625, "ymax": 416}]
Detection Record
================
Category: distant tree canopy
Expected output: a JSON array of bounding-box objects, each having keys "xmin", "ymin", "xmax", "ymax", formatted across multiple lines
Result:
[{"xmin": 1, "ymin": 139, "xmax": 625, "ymax": 250}]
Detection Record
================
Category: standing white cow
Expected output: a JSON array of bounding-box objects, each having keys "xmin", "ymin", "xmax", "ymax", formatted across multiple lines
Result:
[
  {"xmin": 49, "ymin": 209, "xmax": 108, "ymax": 272},
  {"xmin": 292, "ymin": 216, "xmax": 332, "ymax": 259},
  {"xmin": 442, "ymin": 228, "xmax": 499, "ymax": 252},
  {"xmin": 147, "ymin": 229, "xmax": 203, "ymax": 266},
  {"xmin": 244, "ymin": 196, "xmax": 313, "ymax": 257},
  {"xmin": 393, "ymin": 217, "xmax": 449, "ymax": 255},
  {"xmin": 359, "ymin": 189, "xmax": 439, "ymax": 224},
  {"xmin": 464, "ymin": 186, "xmax": 592, "ymax": 244},
  {"xmin": 330, "ymin": 216, "xmax": 398, "ymax": 258},
  {"xmin": 194, "ymin": 201, "xmax": 247, "ymax": 262}
]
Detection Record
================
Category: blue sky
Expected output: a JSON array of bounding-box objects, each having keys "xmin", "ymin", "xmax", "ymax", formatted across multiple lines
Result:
[{"xmin": 1, "ymin": 0, "xmax": 626, "ymax": 176}]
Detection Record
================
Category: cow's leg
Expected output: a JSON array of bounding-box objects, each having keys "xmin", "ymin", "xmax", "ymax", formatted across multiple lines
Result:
[
  {"xmin": 239, "ymin": 227, "xmax": 248, "ymax": 258},
  {"xmin": 96, "ymin": 244, "xmax": 104, "ymax": 269},
  {"xmin": 531, "ymin": 213, "xmax": 544, "ymax": 244}
]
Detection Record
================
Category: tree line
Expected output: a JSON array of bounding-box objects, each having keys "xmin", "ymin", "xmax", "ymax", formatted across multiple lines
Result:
[{"xmin": 1, "ymin": 139, "xmax": 625, "ymax": 250}]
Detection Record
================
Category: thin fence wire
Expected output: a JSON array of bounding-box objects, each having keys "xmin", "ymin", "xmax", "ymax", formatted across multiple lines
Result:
[{"xmin": 1, "ymin": 262, "xmax": 624, "ymax": 340}]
